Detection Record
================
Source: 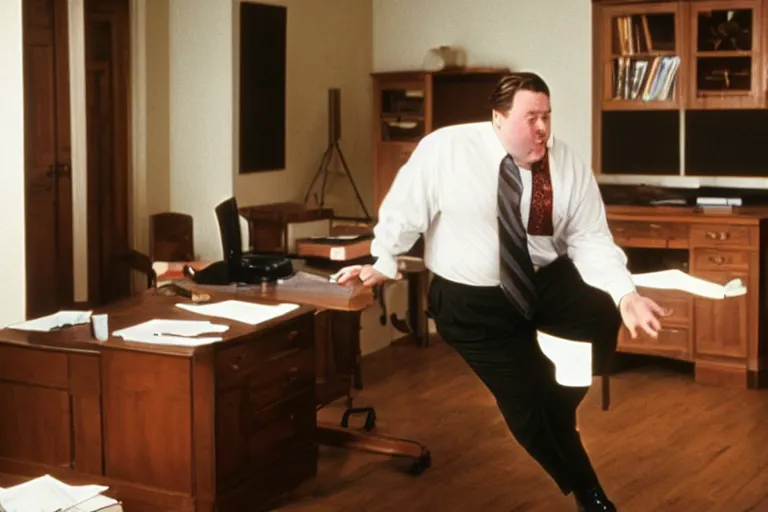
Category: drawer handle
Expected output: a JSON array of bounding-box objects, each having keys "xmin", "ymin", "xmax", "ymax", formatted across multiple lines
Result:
[
  {"xmin": 287, "ymin": 368, "xmax": 299, "ymax": 387},
  {"xmin": 287, "ymin": 330, "xmax": 299, "ymax": 341},
  {"xmin": 649, "ymin": 223, "xmax": 662, "ymax": 229},
  {"xmin": 706, "ymin": 231, "xmax": 729, "ymax": 241},
  {"xmin": 230, "ymin": 353, "xmax": 245, "ymax": 371},
  {"xmin": 708, "ymin": 255, "xmax": 726, "ymax": 265}
]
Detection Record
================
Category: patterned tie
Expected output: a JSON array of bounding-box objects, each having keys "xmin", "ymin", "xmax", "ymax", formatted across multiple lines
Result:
[
  {"xmin": 528, "ymin": 152, "xmax": 554, "ymax": 236},
  {"xmin": 498, "ymin": 154, "xmax": 537, "ymax": 320}
]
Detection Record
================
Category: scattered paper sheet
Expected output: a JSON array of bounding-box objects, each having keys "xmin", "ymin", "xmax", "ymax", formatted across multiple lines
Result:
[
  {"xmin": 0, "ymin": 474, "xmax": 118, "ymax": 512},
  {"xmin": 537, "ymin": 331, "xmax": 592, "ymax": 388},
  {"xmin": 176, "ymin": 299, "xmax": 299, "ymax": 325},
  {"xmin": 8, "ymin": 310, "xmax": 92, "ymax": 332},
  {"xmin": 631, "ymin": 269, "xmax": 747, "ymax": 299},
  {"xmin": 112, "ymin": 319, "xmax": 229, "ymax": 346}
]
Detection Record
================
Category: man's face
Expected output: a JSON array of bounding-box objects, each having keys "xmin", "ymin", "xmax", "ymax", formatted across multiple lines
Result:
[{"xmin": 494, "ymin": 90, "xmax": 551, "ymax": 168}]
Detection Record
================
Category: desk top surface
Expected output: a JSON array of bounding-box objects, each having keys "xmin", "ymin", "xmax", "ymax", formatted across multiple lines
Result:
[
  {"xmin": 0, "ymin": 290, "xmax": 318, "ymax": 357},
  {"xmin": 606, "ymin": 205, "xmax": 768, "ymax": 224}
]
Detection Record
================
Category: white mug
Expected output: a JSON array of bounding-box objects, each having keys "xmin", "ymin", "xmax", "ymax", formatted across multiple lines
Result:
[{"xmin": 91, "ymin": 314, "xmax": 109, "ymax": 342}]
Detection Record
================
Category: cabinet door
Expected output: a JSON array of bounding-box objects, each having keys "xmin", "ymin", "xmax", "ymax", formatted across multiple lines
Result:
[
  {"xmin": 693, "ymin": 270, "xmax": 749, "ymax": 358},
  {"xmin": 374, "ymin": 143, "xmax": 415, "ymax": 212},
  {"xmin": 687, "ymin": 0, "xmax": 763, "ymax": 108},
  {"xmin": 600, "ymin": 2, "xmax": 683, "ymax": 110}
]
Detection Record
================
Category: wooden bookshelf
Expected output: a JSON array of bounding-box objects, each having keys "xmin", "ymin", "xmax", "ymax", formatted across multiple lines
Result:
[
  {"xmin": 592, "ymin": 0, "xmax": 768, "ymax": 178},
  {"xmin": 371, "ymin": 67, "xmax": 510, "ymax": 212}
]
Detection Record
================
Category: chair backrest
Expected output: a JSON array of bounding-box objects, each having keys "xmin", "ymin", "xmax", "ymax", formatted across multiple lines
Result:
[
  {"xmin": 149, "ymin": 212, "xmax": 194, "ymax": 261},
  {"xmin": 214, "ymin": 197, "xmax": 243, "ymax": 264}
]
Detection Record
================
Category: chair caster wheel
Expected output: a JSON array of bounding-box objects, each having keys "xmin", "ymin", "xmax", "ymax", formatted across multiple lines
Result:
[
  {"xmin": 341, "ymin": 407, "xmax": 376, "ymax": 431},
  {"xmin": 408, "ymin": 452, "xmax": 431, "ymax": 475}
]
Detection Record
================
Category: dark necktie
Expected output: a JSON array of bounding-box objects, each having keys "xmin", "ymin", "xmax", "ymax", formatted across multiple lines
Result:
[
  {"xmin": 498, "ymin": 154, "xmax": 537, "ymax": 320},
  {"xmin": 528, "ymin": 152, "xmax": 554, "ymax": 236}
]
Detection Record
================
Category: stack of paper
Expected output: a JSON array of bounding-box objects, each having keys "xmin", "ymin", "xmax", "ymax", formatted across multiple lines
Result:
[
  {"xmin": 0, "ymin": 474, "xmax": 121, "ymax": 511},
  {"xmin": 176, "ymin": 299, "xmax": 299, "ymax": 325},
  {"xmin": 631, "ymin": 269, "xmax": 747, "ymax": 299},
  {"xmin": 112, "ymin": 319, "xmax": 229, "ymax": 346},
  {"xmin": 8, "ymin": 311, "xmax": 92, "ymax": 332}
]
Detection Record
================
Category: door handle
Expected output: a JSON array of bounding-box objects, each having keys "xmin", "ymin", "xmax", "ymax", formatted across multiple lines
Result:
[{"xmin": 56, "ymin": 163, "xmax": 71, "ymax": 179}]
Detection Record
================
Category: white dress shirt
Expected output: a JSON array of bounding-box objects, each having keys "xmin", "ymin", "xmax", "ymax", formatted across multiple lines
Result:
[{"xmin": 371, "ymin": 121, "xmax": 636, "ymax": 306}]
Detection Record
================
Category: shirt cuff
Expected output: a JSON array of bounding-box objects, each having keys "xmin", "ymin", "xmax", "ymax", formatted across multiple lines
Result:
[
  {"xmin": 372, "ymin": 255, "xmax": 399, "ymax": 280},
  {"xmin": 604, "ymin": 276, "xmax": 637, "ymax": 308}
]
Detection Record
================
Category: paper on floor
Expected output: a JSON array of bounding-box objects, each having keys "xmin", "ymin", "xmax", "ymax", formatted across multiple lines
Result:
[
  {"xmin": 8, "ymin": 310, "xmax": 92, "ymax": 332},
  {"xmin": 0, "ymin": 474, "xmax": 120, "ymax": 512},
  {"xmin": 176, "ymin": 299, "xmax": 299, "ymax": 325},
  {"xmin": 631, "ymin": 269, "xmax": 746, "ymax": 299},
  {"xmin": 112, "ymin": 319, "xmax": 229, "ymax": 346}
]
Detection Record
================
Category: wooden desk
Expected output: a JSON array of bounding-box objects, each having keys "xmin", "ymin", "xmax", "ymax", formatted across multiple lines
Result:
[
  {"xmin": 606, "ymin": 205, "xmax": 768, "ymax": 388},
  {"xmin": 0, "ymin": 281, "xmax": 430, "ymax": 511},
  {"xmin": 0, "ymin": 291, "xmax": 318, "ymax": 511}
]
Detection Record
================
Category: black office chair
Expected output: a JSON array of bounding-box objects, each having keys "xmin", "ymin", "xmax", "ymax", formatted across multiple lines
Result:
[{"xmin": 213, "ymin": 197, "xmax": 293, "ymax": 284}]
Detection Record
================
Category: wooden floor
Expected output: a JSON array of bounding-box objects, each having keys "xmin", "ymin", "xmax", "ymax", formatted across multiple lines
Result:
[{"xmin": 274, "ymin": 338, "xmax": 768, "ymax": 512}]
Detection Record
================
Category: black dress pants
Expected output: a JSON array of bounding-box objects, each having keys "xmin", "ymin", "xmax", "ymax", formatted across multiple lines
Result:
[{"xmin": 427, "ymin": 256, "xmax": 622, "ymax": 495}]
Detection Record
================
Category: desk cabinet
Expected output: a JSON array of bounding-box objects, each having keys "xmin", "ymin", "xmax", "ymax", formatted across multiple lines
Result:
[
  {"xmin": 606, "ymin": 206, "xmax": 768, "ymax": 388},
  {"xmin": 0, "ymin": 296, "xmax": 318, "ymax": 512}
]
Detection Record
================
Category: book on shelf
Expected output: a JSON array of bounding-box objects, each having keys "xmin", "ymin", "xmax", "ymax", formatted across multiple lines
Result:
[{"xmin": 614, "ymin": 55, "xmax": 680, "ymax": 101}]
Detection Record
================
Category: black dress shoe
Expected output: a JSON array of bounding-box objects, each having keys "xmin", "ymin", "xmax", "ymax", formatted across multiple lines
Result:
[{"xmin": 574, "ymin": 487, "xmax": 616, "ymax": 511}]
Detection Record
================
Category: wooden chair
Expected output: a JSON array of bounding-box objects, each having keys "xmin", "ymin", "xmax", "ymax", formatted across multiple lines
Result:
[{"xmin": 149, "ymin": 212, "xmax": 194, "ymax": 261}]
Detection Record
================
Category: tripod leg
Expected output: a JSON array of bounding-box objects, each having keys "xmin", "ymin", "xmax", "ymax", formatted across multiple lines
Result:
[
  {"xmin": 304, "ymin": 145, "xmax": 334, "ymax": 205},
  {"xmin": 334, "ymin": 143, "xmax": 371, "ymax": 219}
]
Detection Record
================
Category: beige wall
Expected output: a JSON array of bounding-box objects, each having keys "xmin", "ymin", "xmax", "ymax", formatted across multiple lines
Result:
[
  {"xmin": 234, "ymin": 0, "xmax": 374, "ymax": 221},
  {"xmin": 144, "ymin": 0, "xmax": 374, "ymax": 260},
  {"xmin": 0, "ymin": 0, "xmax": 26, "ymax": 325},
  {"xmin": 145, "ymin": 0, "xmax": 171, "ymax": 216},
  {"xmin": 373, "ymin": 0, "xmax": 593, "ymax": 164}
]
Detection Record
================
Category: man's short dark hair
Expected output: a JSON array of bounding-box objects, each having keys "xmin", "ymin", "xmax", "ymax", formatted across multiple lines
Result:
[{"xmin": 489, "ymin": 72, "xmax": 550, "ymax": 112}]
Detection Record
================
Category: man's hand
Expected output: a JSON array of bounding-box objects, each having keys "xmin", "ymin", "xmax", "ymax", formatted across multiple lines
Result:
[
  {"xmin": 619, "ymin": 291, "xmax": 671, "ymax": 339},
  {"xmin": 333, "ymin": 264, "xmax": 400, "ymax": 287}
]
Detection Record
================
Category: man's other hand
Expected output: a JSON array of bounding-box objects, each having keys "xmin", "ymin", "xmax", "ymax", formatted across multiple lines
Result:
[
  {"xmin": 619, "ymin": 291, "xmax": 671, "ymax": 339},
  {"xmin": 334, "ymin": 264, "xmax": 399, "ymax": 287}
]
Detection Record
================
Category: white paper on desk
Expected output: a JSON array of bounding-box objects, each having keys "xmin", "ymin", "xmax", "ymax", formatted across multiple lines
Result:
[
  {"xmin": 176, "ymin": 299, "xmax": 299, "ymax": 325},
  {"xmin": 112, "ymin": 319, "xmax": 229, "ymax": 346},
  {"xmin": 631, "ymin": 269, "xmax": 747, "ymax": 299},
  {"xmin": 0, "ymin": 474, "xmax": 114, "ymax": 512},
  {"xmin": 8, "ymin": 310, "xmax": 92, "ymax": 332}
]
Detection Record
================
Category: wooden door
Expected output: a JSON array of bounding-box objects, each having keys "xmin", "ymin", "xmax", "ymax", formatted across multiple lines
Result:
[
  {"xmin": 22, "ymin": 0, "xmax": 74, "ymax": 319},
  {"xmin": 85, "ymin": 0, "xmax": 131, "ymax": 306}
]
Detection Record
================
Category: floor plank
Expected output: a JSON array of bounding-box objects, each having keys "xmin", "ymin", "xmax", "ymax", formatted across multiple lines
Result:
[{"xmin": 274, "ymin": 339, "xmax": 768, "ymax": 511}]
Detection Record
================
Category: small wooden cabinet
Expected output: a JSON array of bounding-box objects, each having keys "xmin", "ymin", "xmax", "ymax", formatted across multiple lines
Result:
[
  {"xmin": 371, "ymin": 68, "xmax": 509, "ymax": 212},
  {"xmin": 607, "ymin": 205, "xmax": 768, "ymax": 388}
]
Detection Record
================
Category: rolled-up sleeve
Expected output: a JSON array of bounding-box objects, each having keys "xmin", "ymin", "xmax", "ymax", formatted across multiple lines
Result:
[
  {"xmin": 371, "ymin": 136, "xmax": 439, "ymax": 278},
  {"xmin": 564, "ymin": 161, "xmax": 635, "ymax": 306}
]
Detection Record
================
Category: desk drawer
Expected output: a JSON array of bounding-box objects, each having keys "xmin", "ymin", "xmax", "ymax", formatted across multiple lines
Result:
[
  {"xmin": 690, "ymin": 225, "xmax": 755, "ymax": 248},
  {"xmin": 246, "ymin": 347, "xmax": 314, "ymax": 411},
  {"xmin": 692, "ymin": 249, "xmax": 750, "ymax": 272},
  {"xmin": 216, "ymin": 316, "xmax": 313, "ymax": 389},
  {"xmin": 637, "ymin": 289, "xmax": 691, "ymax": 326},
  {"xmin": 610, "ymin": 221, "xmax": 688, "ymax": 247},
  {"xmin": 618, "ymin": 326, "xmax": 690, "ymax": 360},
  {"xmin": 0, "ymin": 346, "xmax": 69, "ymax": 388}
]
